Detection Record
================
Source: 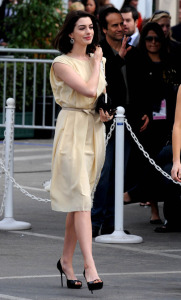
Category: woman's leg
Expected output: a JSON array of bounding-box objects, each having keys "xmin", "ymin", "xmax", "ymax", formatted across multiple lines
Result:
[
  {"xmin": 150, "ymin": 201, "xmax": 161, "ymax": 221},
  {"xmin": 61, "ymin": 212, "xmax": 79, "ymax": 281},
  {"xmin": 74, "ymin": 211, "xmax": 102, "ymax": 283}
]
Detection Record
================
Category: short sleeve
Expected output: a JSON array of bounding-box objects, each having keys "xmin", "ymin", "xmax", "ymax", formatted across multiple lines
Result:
[{"xmin": 52, "ymin": 55, "xmax": 75, "ymax": 68}]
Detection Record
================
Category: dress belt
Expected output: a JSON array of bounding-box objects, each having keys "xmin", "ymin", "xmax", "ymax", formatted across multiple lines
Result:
[{"xmin": 62, "ymin": 107, "xmax": 95, "ymax": 115}]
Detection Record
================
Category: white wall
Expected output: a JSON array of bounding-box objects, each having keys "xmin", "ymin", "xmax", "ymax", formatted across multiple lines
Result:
[
  {"xmin": 111, "ymin": 0, "xmax": 153, "ymax": 18},
  {"xmin": 156, "ymin": 0, "xmax": 179, "ymax": 25},
  {"xmin": 110, "ymin": 0, "xmax": 123, "ymax": 9}
]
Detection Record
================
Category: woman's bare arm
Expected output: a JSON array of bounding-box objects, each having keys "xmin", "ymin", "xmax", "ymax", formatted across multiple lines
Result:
[
  {"xmin": 171, "ymin": 85, "xmax": 181, "ymax": 181},
  {"xmin": 53, "ymin": 47, "xmax": 103, "ymax": 98}
]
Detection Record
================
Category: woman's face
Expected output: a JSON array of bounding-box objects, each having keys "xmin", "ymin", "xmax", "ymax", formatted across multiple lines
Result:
[
  {"xmin": 156, "ymin": 17, "xmax": 170, "ymax": 38},
  {"xmin": 85, "ymin": 0, "xmax": 96, "ymax": 15},
  {"xmin": 145, "ymin": 30, "xmax": 161, "ymax": 54},
  {"xmin": 69, "ymin": 17, "xmax": 94, "ymax": 47},
  {"xmin": 104, "ymin": 0, "xmax": 111, "ymax": 4},
  {"xmin": 130, "ymin": 0, "xmax": 138, "ymax": 8}
]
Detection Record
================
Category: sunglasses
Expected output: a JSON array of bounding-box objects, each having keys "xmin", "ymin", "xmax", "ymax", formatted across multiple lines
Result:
[{"xmin": 145, "ymin": 36, "xmax": 160, "ymax": 42}]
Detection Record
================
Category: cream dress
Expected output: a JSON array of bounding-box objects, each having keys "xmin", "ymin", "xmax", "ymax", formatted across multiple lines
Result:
[{"xmin": 50, "ymin": 54, "xmax": 107, "ymax": 212}]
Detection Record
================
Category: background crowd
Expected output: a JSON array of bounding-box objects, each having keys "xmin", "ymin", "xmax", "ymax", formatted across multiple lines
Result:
[{"xmin": 0, "ymin": 0, "xmax": 181, "ymax": 235}]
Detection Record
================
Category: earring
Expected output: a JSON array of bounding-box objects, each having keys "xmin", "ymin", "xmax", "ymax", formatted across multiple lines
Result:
[{"xmin": 70, "ymin": 38, "xmax": 74, "ymax": 44}]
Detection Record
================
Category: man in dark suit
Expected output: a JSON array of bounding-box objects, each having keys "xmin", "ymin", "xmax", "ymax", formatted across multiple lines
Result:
[
  {"xmin": 91, "ymin": 7, "xmax": 149, "ymax": 237},
  {"xmin": 171, "ymin": 23, "xmax": 181, "ymax": 43},
  {"xmin": 120, "ymin": 5, "xmax": 140, "ymax": 47}
]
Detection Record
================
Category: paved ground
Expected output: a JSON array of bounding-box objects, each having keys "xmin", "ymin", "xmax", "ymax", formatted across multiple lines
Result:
[{"xmin": 0, "ymin": 139, "xmax": 181, "ymax": 300}]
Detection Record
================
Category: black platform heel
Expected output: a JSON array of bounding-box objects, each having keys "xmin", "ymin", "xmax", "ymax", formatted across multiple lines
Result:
[
  {"xmin": 57, "ymin": 260, "xmax": 82, "ymax": 289},
  {"xmin": 83, "ymin": 269, "xmax": 103, "ymax": 294}
]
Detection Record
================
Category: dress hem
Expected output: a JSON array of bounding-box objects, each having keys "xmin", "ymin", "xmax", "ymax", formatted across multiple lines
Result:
[{"xmin": 51, "ymin": 207, "xmax": 91, "ymax": 213}]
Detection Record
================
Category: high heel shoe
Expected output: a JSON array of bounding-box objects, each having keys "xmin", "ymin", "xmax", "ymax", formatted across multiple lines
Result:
[
  {"xmin": 57, "ymin": 260, "xmax": 82, "ymax": 289},
  {"xmin": 83, "ymin": 269, "xmax": 103, "ymax": 294}
]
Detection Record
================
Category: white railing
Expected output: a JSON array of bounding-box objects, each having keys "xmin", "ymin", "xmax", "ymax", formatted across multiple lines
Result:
[{"xmin": 0, "ymin": 48, "xmax": 60, "ymax": 136}]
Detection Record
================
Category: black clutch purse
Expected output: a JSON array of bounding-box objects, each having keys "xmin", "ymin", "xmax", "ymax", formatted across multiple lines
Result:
[{"xmin": 95, "ymin": 93, "xmax": 116, "ymax": 115}]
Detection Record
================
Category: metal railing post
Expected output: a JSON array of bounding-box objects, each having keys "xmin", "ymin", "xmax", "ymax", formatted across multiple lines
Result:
[
  {"xmin": 95, "ymin": 107, "xmax": 143, "ymax": 243},
  {"xmin": 0, "ymin": 98, "xmax": 31, "ymax": 230},
  {"xmin": 4, "ymin": 98, "xmax": 14, "ymax": 219}
]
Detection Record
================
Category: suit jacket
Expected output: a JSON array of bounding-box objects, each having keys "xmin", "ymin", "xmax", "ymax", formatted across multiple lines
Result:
[
  {"xmin": 171, "ymin": 23, "xmax": 181, "ymax": 43},
  {"xmin": 129, "ymin": 30, "xmax": 140, "ymax": 47},
  {"xmin": 100, "ymin": 38, "xmax": 148, "ymax": 133}
]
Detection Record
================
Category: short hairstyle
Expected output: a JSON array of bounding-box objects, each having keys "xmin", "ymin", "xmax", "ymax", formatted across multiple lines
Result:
[
  {"xmin": 99, "ymin": 6, "xmax": 122, "ymax": 30},
  {"xmin": 53, "ymin": 10, "xmax": 99, "ymax": 54},
  {"xmin": 120, "ymin": 5, "xmax": 139, "ymax": 21},
  {"xmin": 138, "ymin": 22, "xmax": 167, "ymax": 60}
]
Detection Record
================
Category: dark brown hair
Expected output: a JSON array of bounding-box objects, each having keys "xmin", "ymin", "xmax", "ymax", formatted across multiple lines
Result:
[
  {"xmin": 138, "ymin": 22, "xmax": 167, "ymax": 60},
  {"xmin": 53, "ymin": 10, "xmax": 99, "ymax": 54}
]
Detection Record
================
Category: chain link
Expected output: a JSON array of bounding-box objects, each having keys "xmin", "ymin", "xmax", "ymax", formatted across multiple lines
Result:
[
  {"xmin": 105, "ymin": 118, "xmax": 116, "ymax": 146},
  {"xmin": 0, "ymin": 159, "xmax": 50, "ymax": 203},
  {"xmin": 0, "ymin": 119, "xmax": 116, "ymax": 206},
  {"xmin": 124, "ymin": 118, "xmax": 181, "ymax": 186},
  {"xmin": 0, "ymin": 107, "xmax": 51, "ymax": 214},
  {"xmin": 1, "ymin": 114, "xmax": 180, "ymax": 213}
]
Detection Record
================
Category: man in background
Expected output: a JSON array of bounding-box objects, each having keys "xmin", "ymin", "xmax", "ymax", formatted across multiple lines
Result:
[
  {"xmin": 120, "ymin": 5, "xmax": 140, "ymax": 47},
  {"xmin": 91, "ymin": 7, "xmax": 149, "ymax": 237}
]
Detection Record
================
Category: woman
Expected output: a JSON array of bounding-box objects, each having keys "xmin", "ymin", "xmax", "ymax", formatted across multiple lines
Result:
[
  {"xmin": 50, "ymin": 10, "xmax": 111, "ymax": 293},
  {"xmin": 171, "ymin": 85, "xmax": 181, "ymax": 182},
  {"xmin": 138, "ymin": 22, "xmax": 180, "ymax": 221},
  {"xmin": 138, "ymin": 22, "xmax": 178, "ymax": 157},
  {"xmin": 154, "ymin": 85, "xmax": 181, "ymax": 233},
  {"xmin": 124, "ymin": 22, "xmax": 178, "ymax": 222},
  {"xmin": 149, "ymin": 10, "xmax": 181, "ymax": 80},
  {"xmin": 149, "ymin": 11, "xmax": 171, "ymax": 37},
  {"xmin": 82, "ymin": 0, "xmax": 99, "ymax": 18},
  {"xmin": 69, "ymin": 1, "xmax": 85, "ymax": 11}
]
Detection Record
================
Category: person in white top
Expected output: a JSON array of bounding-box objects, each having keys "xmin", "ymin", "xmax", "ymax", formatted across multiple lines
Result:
[{"xmin": 171, "ymin": 85, "xmax": 181, "ymax": 182}]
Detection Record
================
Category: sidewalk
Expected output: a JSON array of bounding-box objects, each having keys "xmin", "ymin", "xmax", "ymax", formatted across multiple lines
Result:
[{"xmin": 0, "ymin": 139, "xmax": 181, "ymax": 300}]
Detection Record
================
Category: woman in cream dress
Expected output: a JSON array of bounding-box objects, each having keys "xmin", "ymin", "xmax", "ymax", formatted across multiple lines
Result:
[{"xmin": 50, "ymin": 10, "xmax": 112, "ymax": 293}]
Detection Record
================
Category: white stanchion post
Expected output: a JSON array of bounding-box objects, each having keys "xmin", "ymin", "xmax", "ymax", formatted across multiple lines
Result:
[
  {"xmin": 0, "ymin": 98, "xmax": 31, "ymax": 230},
  {"xmin": 95, "ymin": 106, "xmax": 143, "ymax": 243}
]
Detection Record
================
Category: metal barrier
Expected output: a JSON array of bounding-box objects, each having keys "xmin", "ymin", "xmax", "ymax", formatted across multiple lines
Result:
[
  {"xmin": 95, "ymin": 107, "xmax": 143, "ymax": 244},
  {"xmin": 0, "ymin": 48, "xmax": 60, "ymax": 138},
  {"xmin": 0, "ymin": 98, "xmax": 31, "ymax": 230},
  {"xmin": 0, "ymin": 101, "xmax": 143, "ymax": 242}
]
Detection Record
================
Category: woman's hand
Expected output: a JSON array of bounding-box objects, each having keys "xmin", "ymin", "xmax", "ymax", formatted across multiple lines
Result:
[
  {"xmin": 99, "ymin": 109, "xmax": 113, "ymax": 122},
  {"xmin": 140, "ymin": 115, "xmax": 149, "ymax": 132},
  {"xmin": 171, "ymin": 161, "xmax": 181, "ymax": 182},
  {"xmin": 93, "ymin": 46, "xmax": 103, "ymax": 64}
]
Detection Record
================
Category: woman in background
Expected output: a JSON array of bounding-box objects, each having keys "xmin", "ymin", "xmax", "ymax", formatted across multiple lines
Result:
[
  {"xmin": 149, "ymin": 10, "xmax": 181, "ymax": 82},
  {"xmin": 82, "ymin": 0, "xmax": 99, "ymax": 18},
  {"xmin": 124, "ymin": 22, "xmax": 179, "ymax": 224}
]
